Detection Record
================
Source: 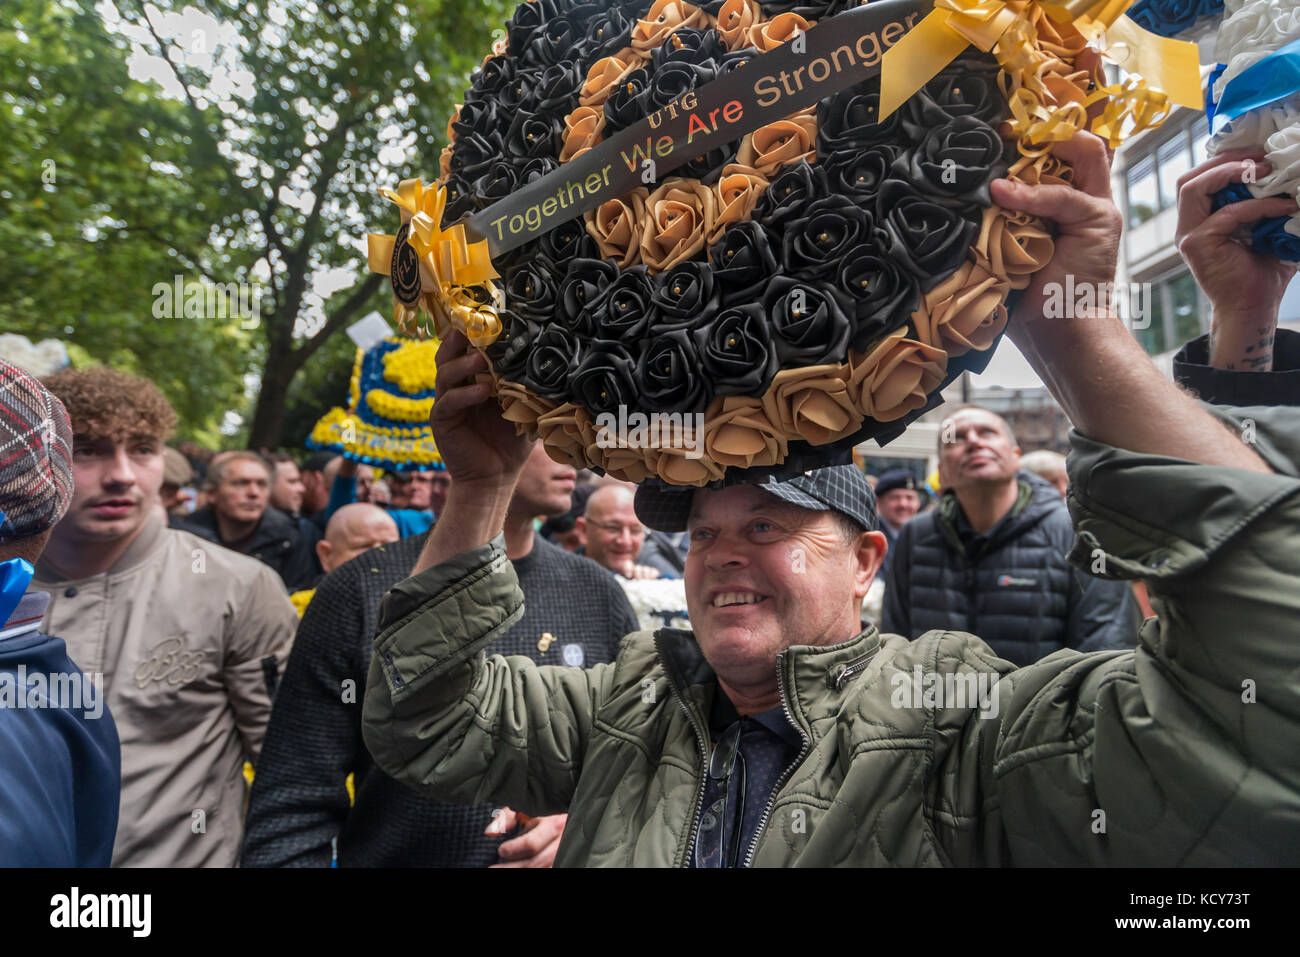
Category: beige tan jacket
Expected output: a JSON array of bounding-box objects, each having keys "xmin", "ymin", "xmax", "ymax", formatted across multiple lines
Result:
[{"xmin": 33, "ymin": 516, "xmax": 297, "ymax": 867}]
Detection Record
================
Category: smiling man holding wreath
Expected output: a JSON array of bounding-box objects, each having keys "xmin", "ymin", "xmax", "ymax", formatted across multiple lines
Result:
[{"xmin": 361, "ymin": 128, "xmax": 1300, "ymax": 866}]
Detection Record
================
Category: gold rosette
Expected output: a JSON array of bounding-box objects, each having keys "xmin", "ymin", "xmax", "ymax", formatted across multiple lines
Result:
[
  {"xmin": 498, "ymin": 381, "xmax": 557, "ymax": 437},
  {"xmin": 716, "ymin": 0, "xmax": 760, "ymax": 50},
  {"xmin": 537, "ymin": 403, "xmax": 599, "ymax": 470},
  {"xmin": 561, "ymin": 106, "xmax": 606, "ymax": 162},
  {"xmin": 702, "ymin": 396, "xmax": 788, "ymax": 469},
  {"xmin": 849, "ymin": 331, "xmax": 948, "ymax": 422},
  {"xmin": 974, "ymin": 207, "xmax": 1054, "ymax": 290},
  {"xmin": 586, "ymin": 188, "xmax": 649, "ymax": 267},
  {"xmin": 367, "ymin": 179, "xmax": 500, "ymax": 344},
  {"xmin": 736, "ymin": 110, "xmax": 817, "ymax": 178},
  {"xmin": 630, "ymin": 0, "xmax": 706, "ymax": 53},
  {"xmin": 760, "ymin": 365, "xmax": 865, "ymax": 447},
  {"xmin": 640, "ymin": 178, "xmax": 717, "ymax": 273},
  {"xmin": 708, "ymin": 164, "xmax": 768, "ymax": 244},
  {"xmin": 912, "ymin": 260, "xmax": 1009, "ymax": 357},
  {"xmin": 746, "ymin": 12, "xmax": 811, "ymax": 52}
]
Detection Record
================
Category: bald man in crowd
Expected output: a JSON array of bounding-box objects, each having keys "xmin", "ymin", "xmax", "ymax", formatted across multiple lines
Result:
[
  {"xmin": 577, "ymin": 485, "xmax": 660, "ymax": 580},
  {"xmin": 287, "ymin": 505, "xmax": 400, "ymax": 617},
  {"xmin": 317, "ymin": 505, "xmax": 399, "ymax": 574}
]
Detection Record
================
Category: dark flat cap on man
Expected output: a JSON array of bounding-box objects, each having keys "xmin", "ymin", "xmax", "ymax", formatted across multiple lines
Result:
[
  {"xmin": 0, "ymin": 359, "xmax": 74, "ymax": 543},
  {"xmin": 874, "ymin": 469, "xmax": 919, "ymax": 497},
  {"xmin": 634, "ymin": 465, "xmax": 878, "ymax": 534}
]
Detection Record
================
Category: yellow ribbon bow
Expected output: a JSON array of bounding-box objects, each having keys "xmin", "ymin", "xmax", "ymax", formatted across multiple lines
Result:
[
  {"xmin": 879, "ymin": 0, "xmax": 1200, "ymax": 135},
  {"xmin": 366, "ymin": 179, "xmax": 503, "ymax": 346}
]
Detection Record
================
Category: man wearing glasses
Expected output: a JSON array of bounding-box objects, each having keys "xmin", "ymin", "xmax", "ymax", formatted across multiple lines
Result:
[{"xmin": 362, "ymin": 136, "xmax": 1300, "ymax": 865}]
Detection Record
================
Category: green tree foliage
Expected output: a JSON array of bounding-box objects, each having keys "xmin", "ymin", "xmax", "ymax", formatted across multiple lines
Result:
[{"xmin": 0, "ymin": 0, "xmax": 512, "ymax": 446}]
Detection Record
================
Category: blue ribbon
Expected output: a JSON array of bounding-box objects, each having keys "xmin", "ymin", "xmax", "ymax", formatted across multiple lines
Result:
[
  {"xmin": 1213, "ymin": 35, "xmax": 1300, "ymax": 135},
  {"xmin": 0, "ymin": 557, "xmax": 35, "ymax": 627}
]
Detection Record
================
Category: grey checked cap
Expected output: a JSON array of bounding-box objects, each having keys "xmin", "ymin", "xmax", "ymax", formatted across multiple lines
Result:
[{"xmin": 634, "ymin": 465, "xmax": 878, "ymax": 534}]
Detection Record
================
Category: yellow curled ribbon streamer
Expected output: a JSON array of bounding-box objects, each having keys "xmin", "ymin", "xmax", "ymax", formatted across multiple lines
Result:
[
  {"xmin": 366, "ymin": 178, "xmax": 503, "ymax": 346},
  {"xmin": 879, "ymin": 0, "xmax": 1200, "ymax": 128}
]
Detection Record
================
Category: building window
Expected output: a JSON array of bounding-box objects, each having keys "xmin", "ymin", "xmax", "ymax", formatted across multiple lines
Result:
[
  {"xmin": 1134, "ymin": 266, "xmax": 1209, "ymax": 356},
  {"xmin": 1127, "ymin": 155, "xmax": 1159, "ymax": 227},
  {"xmin": 1158, "ymin": 134, "xmax": 1194, "ymax": 210},
  {"xmin": 1191, "ymin": 115, "xmax": 1210, "ymax": 166},
  {"xmin": 1125, "ymin": 121, "xmax": 1208, "ymax": 227}
]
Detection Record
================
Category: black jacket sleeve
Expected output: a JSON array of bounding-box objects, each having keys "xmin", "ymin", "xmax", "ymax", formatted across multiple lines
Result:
[
  {"xmin": 241, "ymin": 565, "xmax": 365, "ymax": 867},
  {"xmin": 882, "ymin": 521, "xmax": 915, "ymax": 638},
  {"xmin": 1173, "ymin": 330, "xmax": 1300, "ymax": 407}
]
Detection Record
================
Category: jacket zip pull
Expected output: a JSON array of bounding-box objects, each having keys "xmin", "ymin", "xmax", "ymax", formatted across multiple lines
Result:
[{"xmin": 831, "ymin": 652, "xmax": 877, "ymax": 691}]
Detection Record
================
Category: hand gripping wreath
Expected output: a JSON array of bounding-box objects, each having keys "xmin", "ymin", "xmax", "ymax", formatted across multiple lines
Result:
[{"xmin": 367, "ymin": 0, "xmax": 1201, "ymax": 485}]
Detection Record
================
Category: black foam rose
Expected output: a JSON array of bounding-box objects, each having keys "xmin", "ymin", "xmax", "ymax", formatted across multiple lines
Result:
[
  {"xmin": 572, "ymin": 341, "xmax": 640, "ymax": 417},
  {"xmin": 717, "ymin": 46, "xmax": 759, "ymax": 75},
  {"xmin": 592, "ymin": 266, "xmax": 657, "ymax": 342},
  {"xmin": 822, "ymin": 143, "xmax": 901, "ymax": 203},
  {"xmin": 583, "ymin": 7, "xmax": 636, "ymax": 59},
  {"xmin": 838, "ymin": 245, "xmax": 920, "ymax": 351},
  {"xmin": 449, "ymin": 131, "xmax": 503, "ymax": 181},
  {"xmin": 603, "ymin": 66, "xmax": 652, "ymax": 133},
  {"xmin": 524, "ymin": 325, "xmax": 585, "ymax": 400},
  {"xmin": 650, "ymin": 27, "xmax": 727, "ymax": 70},
  {"xmin": 902, "ymin": 54, "xmax": 1008, "ymax": 137},
  {"xmin": 709, "ymin": 220, "xmax": 779, "ymax": 304},
  {"xmin": 762, "ymin": 276, "xmax": 853, "ymax": 367},
  {"xmin": 486, "ymin": 308, "xmax": 539, "ymax": 384},
  {"xmin": 506, "ymin": 0, "xmax": 556, "ymax": 58},
  {"xmin": 440, "ymin": 173, "xmax": 479, "ymax": 226},
  {"xmin": 504, "ymin": 109, "xmax": 563, "ymax": 161},
  {"xmin": 466, "ymin": 56, "xmax": 517, "ymax": 104},
  {"xmin": 506, "ymin": 259, "xmax": 562, "ymax": 322},
  {"xmin": 895, "ymin": 114, "xmax": 1008, "ymax": 208},
  {"xmin": 497, "ymin": 66, "xmax": 544, "ymax": 110},
  {"xmin": 754, "ymin": 161, "xmax": 830, "ymax": 235},
  {"xmin": 522, "ymin": 61, "xmax": 584, "ymax": 115},
  {"xmin": 639, "ymin": 59, "xmax": 719, "ymax": 114},
  {"xmin": 650, "ymin": 261, "xmax": 720, "ymax": 330},
  {"xmin": 677, "ymin": 140, "xmax": 739, "ymax": 184},
  {"xmin": 453, "ymin": 100, "xmax": 504, "ymax": 141},
  {"xmin": 535, "ymin": 218, "xmax": 601, "ymax": 268},
  {"xmin": 559, "ymin": 257, "xmax": 621, "ymax": 336},
  {"xmin": 638, "ymin": 329, "xmax": 711, "ymax": 412},
  {"xmin": 877, "ymin": 178, "xmax": 979, "ymax": 289},
  {"xmin": 817, "ymin": 85, "xmax": 904, "ymax": 155},
  {"xmin": 695, "ymin": 303, "xmax": 779, "ymax": 396},
  {"xmin": 781, "ymin": 197, "xmax": 887, "ymax": 282},
  {"xmin": 473, "ymin": 160, "xmax": 522, "ymax": 205}
]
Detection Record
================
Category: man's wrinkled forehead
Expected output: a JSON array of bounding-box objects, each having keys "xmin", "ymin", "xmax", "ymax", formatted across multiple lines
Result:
[{"xmin": 686, "ymin": 484, "xmax": 819, "ymax": 528}]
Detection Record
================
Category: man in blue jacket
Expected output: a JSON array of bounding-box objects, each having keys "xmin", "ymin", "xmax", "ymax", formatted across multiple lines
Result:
[
  {"xmin": 884, "ymin": 404, "xmax": 1137, "ymax": 666},
  {"xmin": 0, "ymin": 358, "xmax": 120, "ymax": 867}
]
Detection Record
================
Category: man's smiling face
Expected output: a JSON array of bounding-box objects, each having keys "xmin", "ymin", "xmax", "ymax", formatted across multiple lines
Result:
[{"xmin": 684, "ymin": 485, "xmax": 879, "ymax": 697}]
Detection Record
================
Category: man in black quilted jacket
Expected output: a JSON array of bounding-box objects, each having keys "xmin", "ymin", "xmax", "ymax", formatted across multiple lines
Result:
[{"xmin": 883, "ymin": 405, "xmax": 1136, "ymax": 666}]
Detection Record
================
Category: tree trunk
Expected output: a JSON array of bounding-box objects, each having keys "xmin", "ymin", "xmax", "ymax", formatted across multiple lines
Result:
[{"xmin": 247, "ymin": 339, "xmax": 300, "ymax": 450}]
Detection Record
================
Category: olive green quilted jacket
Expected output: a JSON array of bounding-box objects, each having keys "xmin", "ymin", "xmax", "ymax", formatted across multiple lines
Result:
[{"xmin": 362, "ymin": 405, "xmax": 1300, "ymax": 865}]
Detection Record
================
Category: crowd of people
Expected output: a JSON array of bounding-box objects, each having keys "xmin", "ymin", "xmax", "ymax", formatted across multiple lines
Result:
[{"xmin": 1, "ymin": 138, "xmax": 1298, "ymax": 867}]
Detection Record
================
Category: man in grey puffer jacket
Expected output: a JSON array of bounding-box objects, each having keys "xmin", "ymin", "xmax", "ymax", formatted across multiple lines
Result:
[{"xmin": 883, "ymin": 405, "xmax": 1137, "ymax": 665}]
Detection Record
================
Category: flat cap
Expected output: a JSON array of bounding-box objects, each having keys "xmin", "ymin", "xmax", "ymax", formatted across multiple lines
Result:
[
  {"xmin": 634, "ymin": 464, "xmax": 878, "ymax": 534},
  {"xmin": 0, "ymin": 359, "xmax": 74, "ymax": 544}
]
